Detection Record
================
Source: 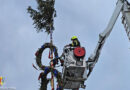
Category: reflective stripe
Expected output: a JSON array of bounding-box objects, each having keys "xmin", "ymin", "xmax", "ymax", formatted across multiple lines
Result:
[
  {"xmin": 72, "ymin": 43, "xmax": 74, "ymax": 46},
  {"xmin": 72, "ymin": 40, "xmax": 78, "ymax": 46},
  {"xmin": 75, "ymin": 40, "xmax": 78, "ymax": 45}
]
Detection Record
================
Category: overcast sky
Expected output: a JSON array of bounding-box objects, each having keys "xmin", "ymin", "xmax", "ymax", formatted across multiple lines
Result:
[{"xmin": 0, "ymin": 0, "xmax": 130, "ymax": 90}]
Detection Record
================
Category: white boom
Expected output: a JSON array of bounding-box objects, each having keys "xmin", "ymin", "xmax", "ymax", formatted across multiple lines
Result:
[
  {"xmin": 122, "ymin": 1, "xmax": 130, "ymax": 41},
  {"xmin": 87, "ymin": 0, "xmax": 130, "ymax": 77}
]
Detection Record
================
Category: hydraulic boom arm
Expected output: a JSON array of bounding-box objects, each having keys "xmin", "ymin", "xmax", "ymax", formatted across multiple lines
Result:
[{"xmin": 87, "ymin": 0, "xmax": 125, "ymax": 77}]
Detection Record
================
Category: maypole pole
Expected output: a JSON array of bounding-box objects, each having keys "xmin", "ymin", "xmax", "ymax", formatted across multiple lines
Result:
[
  {"xmin": 49, "ymin": 0, "xmax": 55, "ymax": 89},
  {"xmin": 50, "ymin": 30, "xmax": 54, "ymax": 90}
]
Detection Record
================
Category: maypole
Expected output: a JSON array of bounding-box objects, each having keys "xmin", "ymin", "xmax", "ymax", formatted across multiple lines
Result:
[{"xmin": 27, "ymin": 0, "xmax": 61, "ymax": 90}]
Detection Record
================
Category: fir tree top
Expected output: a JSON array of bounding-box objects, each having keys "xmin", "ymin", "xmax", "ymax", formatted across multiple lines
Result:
[{"xmin": 27, "ymin": 0, "xmax": 56, "ymax": 34}]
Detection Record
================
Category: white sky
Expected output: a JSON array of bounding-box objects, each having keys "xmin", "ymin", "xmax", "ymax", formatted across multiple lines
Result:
[{"xmin": 0, "ymin": 0, "xmax": 130, "ymax": 90}]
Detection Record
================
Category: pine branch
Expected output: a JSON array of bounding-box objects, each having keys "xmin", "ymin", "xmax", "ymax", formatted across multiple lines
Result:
[{"xmin": 27, "ymin": 0, "xmax": 57, "ymax": 34}]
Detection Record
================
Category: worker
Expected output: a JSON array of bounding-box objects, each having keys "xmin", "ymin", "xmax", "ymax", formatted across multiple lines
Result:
[
  {"xmin": 57, "ymin": 36, "xmax": 81, "ymax": 66},
  {"xmin": 68, "ymin": 36, "xmax": 81, "ymax": 47}
]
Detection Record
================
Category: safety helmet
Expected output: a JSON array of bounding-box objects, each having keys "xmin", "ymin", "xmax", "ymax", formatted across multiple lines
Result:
[{"xmin": 71, "ymin": 36, "xmax": 78, "ymax": 40}]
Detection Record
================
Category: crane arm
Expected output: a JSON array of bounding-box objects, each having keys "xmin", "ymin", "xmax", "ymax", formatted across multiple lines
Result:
[
  {"xmin": 122, "ymin": 1, "xmax": 130, "ymax": 41},
  {"xmin": 87, "ymin": 0, "xmax": 125, "ymax": 77}
]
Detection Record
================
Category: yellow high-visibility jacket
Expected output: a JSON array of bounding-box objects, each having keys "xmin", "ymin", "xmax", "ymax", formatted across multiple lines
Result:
[{"xmin": 69, "ymin": 39, "xmax": 80, "ymax": 47}]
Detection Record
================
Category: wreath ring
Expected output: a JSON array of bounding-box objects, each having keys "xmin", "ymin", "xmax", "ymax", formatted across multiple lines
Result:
[
  {"xmin": 35, "ymin": 43, "xmax": 63, "ymax": 88},
  {"xmin": 35, "ymin": 43, "xmax": 58, "ymax": 69}
]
